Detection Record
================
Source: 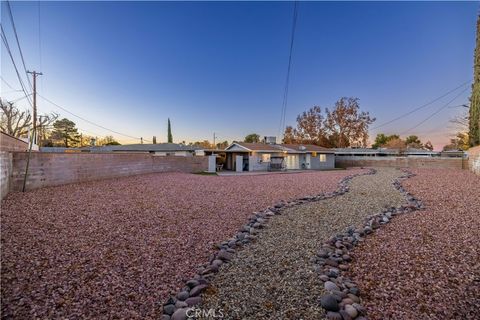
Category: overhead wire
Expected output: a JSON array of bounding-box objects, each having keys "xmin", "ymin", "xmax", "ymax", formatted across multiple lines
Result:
[
  {"xmin": 400, "ymin": 87, "xmax": 469, "ymax": 135},
  {"xmin": 0, "ymin": 75, "xmax": 19, "ymax": 91},
  {"xmin": 37, "ymin": 94, "xmax": 150, "ymax": 142},
  {"xmin": 6, "ymin": 0, "xmax": 33, "ymax": 91},
  {"xmin": 278, "ymin": 1, "xmax": 299, "ymax": 138},
  {"xmin": 0, "ymin": 23, "xmax": 33, "ymax": 107},
  {"xmin": 371, "ymin": 80, "xmax": 471, "ymax": 130}
]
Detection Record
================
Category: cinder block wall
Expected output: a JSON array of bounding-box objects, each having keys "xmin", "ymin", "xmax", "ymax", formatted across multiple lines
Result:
[
  {"xmin": 468, "ymin": 146, "xmax": 480, "ymax": 175},
  {"xmin": 335, "ymin": 156, "xmax": 463, "ymax": 169},
  {"xmin": 1, "ymin": 152, "xmax": 13, "ymax": 199},
  {"xmin": 10, "ymin": 153, "xmax": 208, "ymax": 191},
  {"xmin": 0, "ymin": 132, "xmax": 28, "ymax": 152}
]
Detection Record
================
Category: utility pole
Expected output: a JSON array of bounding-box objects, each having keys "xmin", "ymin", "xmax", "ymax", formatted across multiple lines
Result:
[
  {"xmin": 22, "ymin": 71, "xmax": 43, "ymax": 192},
  {"xmin": 213, "ymin": 132, "xmax": 216, "ymax": 149}
]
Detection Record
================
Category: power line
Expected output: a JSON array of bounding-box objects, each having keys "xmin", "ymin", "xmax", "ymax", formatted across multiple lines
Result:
[
  {"xmin": 10, "ymin": 93, "xmax": 32, "ymax": 103},
  {"xmin": 0, "ymin": 24, "xmax": 33, "ymax": 107},
  {"xmin": 6, "ymin": 0, "xmax": 33, "ymax": 92},
  {"xmin": 400, "ymin": 87, "xmax": 469, "ymax": 135},
  {"xmin": 278, "ymin": 1, "xmax": 299, "ymax": 138},
  {"xmin": 371, "ymin": 80, "xmax": 471, "ymax": 130},
  {"xmin": 37, "ymin": 94, "xmax": 150, "ymax": 142},
  {"xmin": 37, "ymin": 0, "xmax": 44, "ymax": 92},
  {"xmin": 0, "ymin": 75, "xmax": 18, "ymax": 91}
]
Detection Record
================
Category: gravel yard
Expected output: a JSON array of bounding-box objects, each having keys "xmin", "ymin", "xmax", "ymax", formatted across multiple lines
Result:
[
  {"xmin": 200, "ymin": 168, "xmax": 407, "ymax": 319},
  {"xmin": 348, "ymin": 169, "xmax": 480, "ymax": 320},
  {"xmin": 1, "ymin": 170, "xmax": 358, "ymax": 319}
]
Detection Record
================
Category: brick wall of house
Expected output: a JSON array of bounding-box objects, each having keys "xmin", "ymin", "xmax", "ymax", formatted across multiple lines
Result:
[
  {"xmin": 0, "ymin": 132, "xmax": 28, "ymax": 152},
  {"xmin": 467, "ymin": 146, "xmax": 480, "ymax": 175},
  {"xmin": 1, "ymin": 152, "xmax": 13, "ymax": 200},
  {"xmin": 9, "ymin": 153, "xmax": 208, "ymax": 191},
  {"xmin": 335, "ymin": 156, "xmax": 464, "ymax": 169}
]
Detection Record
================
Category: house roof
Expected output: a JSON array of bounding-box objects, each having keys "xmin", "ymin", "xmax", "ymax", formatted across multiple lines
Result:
[
  {"xmin": 225, "ymin": 142, "xmax": 334, "ymax": 153},
  {"xmin": 227, "ymin": 142, "xmax": 282, "ymax": 152}
]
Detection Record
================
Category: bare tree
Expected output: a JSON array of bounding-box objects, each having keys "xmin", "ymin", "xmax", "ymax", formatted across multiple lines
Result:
[
  {"xmin": 37, "ymin": 112, "xmax": 59, "ymax": 146},
  {"xmin": 0, "ymin": 99, "xmax": 32, "ymax": 137},
  {"xmin": 1, "ymin": 99, "xmax": 58, "ymax": 145}
]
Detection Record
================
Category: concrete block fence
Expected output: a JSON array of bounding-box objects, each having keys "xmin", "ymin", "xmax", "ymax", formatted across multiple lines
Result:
[
  {"xmin": 335, "ymin": 156, "xmax": 463, "ymax": 170},
  {"xmin": 3, "ymin": 152, "xmax": 207, "ymax": 195}
]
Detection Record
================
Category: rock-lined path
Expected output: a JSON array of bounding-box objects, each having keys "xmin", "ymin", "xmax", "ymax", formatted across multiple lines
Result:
[{"xmin": 200, "ymin": 168, "xmax": 407, "ymax": 320}]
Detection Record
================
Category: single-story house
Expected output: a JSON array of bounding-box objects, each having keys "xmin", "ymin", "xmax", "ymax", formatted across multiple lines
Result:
[{"xmin": 224, "ymin": 142, "xmax": 335, "ymax": 172}]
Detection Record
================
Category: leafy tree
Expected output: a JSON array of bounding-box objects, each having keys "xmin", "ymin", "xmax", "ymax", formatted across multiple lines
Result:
[
  {"xmin": 372, "ymin": 134, "xmax": 399, "ymax": 149},
  {"xmin": 405, "ymin": 135, "xmax": 423, "ymax": 149},
  {"xmin": 443, "ymin": 133, "xmax": 470, "ymax": 151},
  {"xmin": 282, "ymin": 126, "xmax": 298, "ymax": 144},
  {"xmin": 424, "ymin": 141, "xmax": 434, "ymax": 151},
  {"xmin": 282, "ymin": 98, "xmax": 375, "ymax": 147},
  {"xmin": 293, "ymin": 106, "xmax": 326, "ymax": 145},
  {"xmin": 469, "ymin": 15, "xmax": 480, "ymax": 146},
  {"xmin": 50, "ymin": 118, "xmax": 80, "ymax": 147},
  {"xmin": 190, "ymin": 140, "xmax": 213, "ymax": 149},
  {"xmin": 323, "ymin": 98, "xmax": 375, "ymax": 147},
  {"xmin": 167, "ymin": 118, "xmax": 173, "ymax": 143},
  {"xmin": 405, "ymin": 135, "xmax": 421, "ymax": 145},
  {"xmin": 384, "ymin": 138, "xmax": 407, "ymax": 155},
  {"xmin": 216, "ymin": 140, "xmax": 229, "ymax": 149},
  {"xmin": 98, "ymin": 135, "xmax": 121, "ymax": 146},
  {"xmin": 76, "ymin": 133, "xmax": 93, "ymax": 147},
  {"xmin": 244, "ymin": 133, "xmax": 260, "ymax": 143}
]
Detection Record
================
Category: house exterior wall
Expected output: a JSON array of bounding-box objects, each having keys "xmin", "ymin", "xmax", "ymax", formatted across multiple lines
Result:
[
  {"xmin": 249, "ymin": 152, "xmax": 283, "ymax": 171},
  {"xmin": 310, "ymin": 153, "xmax": 335, "ymax": 170},
  {"xmin": 8, "ymin": 152, "xmax": 208, "ymax": 192}
]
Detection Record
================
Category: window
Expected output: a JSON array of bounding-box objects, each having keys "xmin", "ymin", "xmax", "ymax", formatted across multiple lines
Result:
[
  {"xmin": 261, "ymin": 154, "xmax": 271, "ymax": 162},
  {"xmin": 319, "ymin": 154, "xmax": 327, "ymax": 162}
]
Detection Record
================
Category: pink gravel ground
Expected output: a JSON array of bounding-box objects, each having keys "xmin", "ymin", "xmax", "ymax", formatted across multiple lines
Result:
[
  {"xmin": 1, "ymin": 169, "xmax": 359, "ymax": 319},
  {"xmin": 349, "ymin": 169, "xmax": 480, "ymax": 320}
]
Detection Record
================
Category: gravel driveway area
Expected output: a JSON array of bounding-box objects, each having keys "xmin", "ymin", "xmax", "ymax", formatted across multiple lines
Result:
[
  {"xmin": 348, "ymin": 169, "xmax": 480, "ymax": 320},
  {"xmin": 1, "ymin": 170, "xmax": 359, "ymax": 319},
  {"xmin": 200, "ymin": 168, "xmax": 407, "ymax": 319}
]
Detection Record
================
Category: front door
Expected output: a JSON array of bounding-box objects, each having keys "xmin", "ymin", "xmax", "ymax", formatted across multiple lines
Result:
[{"xmin": 285, "ymin": 155, "xmax": 299, "ymax": 170}]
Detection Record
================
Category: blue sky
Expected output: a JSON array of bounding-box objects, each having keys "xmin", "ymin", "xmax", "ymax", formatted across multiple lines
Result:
[{"xmin": 1, "ymin": 1, "xmax": 477, "ymax": 148}]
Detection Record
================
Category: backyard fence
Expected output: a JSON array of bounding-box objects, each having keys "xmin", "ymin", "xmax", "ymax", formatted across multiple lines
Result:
[
  {"xmin": 335, "ymin": 156, "xmax": 464, "ymax": 170},
  {"xmin": 4, "ymin": 152, "xmax": 208, "ymax": 194}
]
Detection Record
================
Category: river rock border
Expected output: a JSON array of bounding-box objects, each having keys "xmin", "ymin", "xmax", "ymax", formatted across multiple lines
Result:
[
  {"xmin": 316, "ymin": 170, "xmax": 424, "ymax": 320},
  {"xmin": 161, "ymin": 169, "xmax": 377, "ymax": 320}
]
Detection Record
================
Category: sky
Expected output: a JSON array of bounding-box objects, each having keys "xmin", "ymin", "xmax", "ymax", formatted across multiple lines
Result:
[{"xmin": 1, "ymin": 1, "xmax": 478, "ymax": 149}]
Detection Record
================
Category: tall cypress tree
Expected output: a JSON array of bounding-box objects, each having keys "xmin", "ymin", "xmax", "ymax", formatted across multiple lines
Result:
[
  {"xmin": 469, "ymin": 15, "xmax": 480, "ymax": 146},
  {"xmin": 167, "ymin": 118, "xmax": 173, "ymax": 143}
]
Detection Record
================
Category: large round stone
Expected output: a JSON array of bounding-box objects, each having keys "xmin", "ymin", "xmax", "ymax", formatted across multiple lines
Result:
[
  {"xmin": 320, "ymin": 294, "xmax": 340, "ymax": 312},
  {"xmin": 324, "ymin": 281, "xmax": 340, "ymax": 292},
  {"xmin": 345, "ymin": 304, "xmax": 359, "ymax": 318}
]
